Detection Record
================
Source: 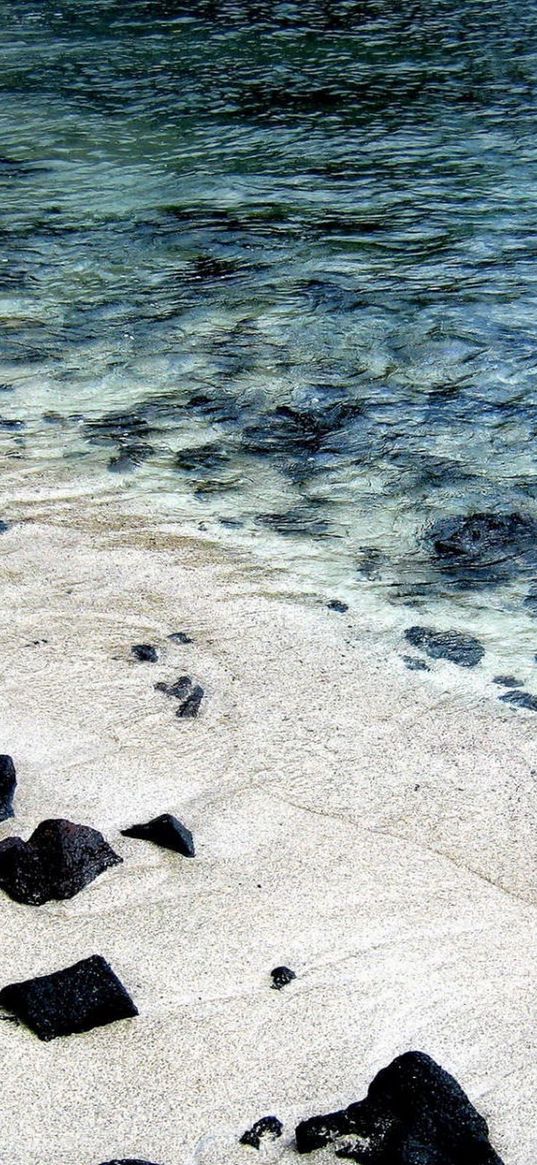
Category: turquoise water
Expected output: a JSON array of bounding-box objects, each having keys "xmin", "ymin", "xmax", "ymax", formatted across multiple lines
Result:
[{"xmin": 2, "ymin": 1, "xmax": 537, "ymax": 670}]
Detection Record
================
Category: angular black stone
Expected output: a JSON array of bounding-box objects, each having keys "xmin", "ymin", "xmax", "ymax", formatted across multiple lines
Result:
[
  {"xmin": 295, "ymin": 1050, "xmax": 503, "ymax": 1164},
  {"xmin": 271, "ymin": 966, "xmax": 296, "ymax": 990},
  {"xmin": 499, "ymin": 689, "xmax": 537, "ymax": 712},
  {"xmin": 240, "ymin": 1116, "xmax": 283, "ymax": 1149},
  {"xmin": 121, "ymin": 813, "xmax": 195, "ymax": 857},
  {"xmin": 177, "ymin": 685, "xmax": 204, "ymax": 718},
  {"xmin": 404, "ymin": 626, "xmax": 484, "ymax": 668},
  {"xmin": 167, "ymin": 631, "xmax": 194, "ymax": 644},
  {"xmin": 0, "ymin": 755, "xmax": 16, "ymax": 821},
  {"xmin": 155, "ymin": 675, "xmax": 193, "ymax": 700},
  {"xmin": 0, "ymin": 818, "xmax": 122, "ymax": 906},
  {"xmin": 0, "ymin": 955, "xmax": 138, "ymax": 1041},
  {"xmin": 426, "ymin": 511, "xmax": 537, "ymax": 588},
  {"xmin": 327, "ymin": 600, "xmax": 349, "ymax": 613},
  {"xmin": 131, "ymin": 644, "xmax": 159, "ymax": 662},
  {"xmin": 403, "ymin": 655, "xmax": 430, "ymax": 672},
  {"xmin": 492, "ymin": 675, "xmax": 523, "ymax": 688}
]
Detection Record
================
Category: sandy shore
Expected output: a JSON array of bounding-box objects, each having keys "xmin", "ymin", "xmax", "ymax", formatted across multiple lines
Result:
[{"xmin": 0, "ymin": 487, "xmax": 535, "ymax": 1165}]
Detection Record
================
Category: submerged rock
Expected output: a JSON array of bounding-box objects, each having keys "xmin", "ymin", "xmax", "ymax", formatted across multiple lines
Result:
[
  {"xmin": 121, "ymin": 813, "xmax": 195, "ymax": 857},
  {"xmin": 404, "ymin": 626, "xmax": 484, "ymax": 668},
  {"xmin": 0, "ymin": 519, "xmax": 10, "ymax": 534},
  {"xmin": 108, "ymin": 443, "xmax": 155, "ymax": 473},
  {"xmin": 0, "ymin": 819, "xmax": 122, "ymax": 905},
  {"xmin": 492, "ymin": 675, "xmax": 523, "ymax": 688},
  {"xmin": 425, "ymin": 510, "xmax": 537, "ymax": 588},
  {"xmin": 0, "ymin": 954, "xmax": 138, "ymax": 1041},
  {"xmin": 240, "ymin": 1116, "xmax": 283, "ymax": 1149},
  {"xmin": 499, "ymin": 689, "xmax": 537, "ymax": 712},
  {"xmin": 295, "ymin": 1050, "xmax": 503, "ymax": 1164},
  {"xmin": 327, "ymin": 599, "xmax": 349, "ymax": 613},
  {"xmin": 270, "ymin": 966, "xmax": 296, "ymax": 990},
  {"xmin": 131, "ymin": 644, "xmax": 159, "ymax": 662},
  {"xmin": 403, "ymin": 655, "xmax": 430, "ymax": 672},
  {"xmin": 0, "ymin": 755, "xmax": 16, "ymax": 821}
]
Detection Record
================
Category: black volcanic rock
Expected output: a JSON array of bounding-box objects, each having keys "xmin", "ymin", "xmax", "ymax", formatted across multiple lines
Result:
[
  {"xmin": 177, "ymin": 684, "xmax": 204, "ymax": 718},
  {"xmin": 327, "ymin": 599, "xmax": 349, "ymax": 613},
  {"xmin": 0, "ymin": 954, "xmax": 138, "ymax": 1041},
  {"xmin": 0, "ymin": 755, "xmax": 16, "ymax": 821},
  {"xmin": 0, "ymin": 818, "xmax": 122, "ymax": 905},
  {"xmin": 404, "ymin": 626, "xmax": 484, "ymax": 668},
  {"xmin": 154, "ymin": 675, "xmax": 192, "ymax": 699},
  {"xmin": 155, "ymin": 675, "xmax": 204, "ymax": 716},
  {"xmin": 493, "ymin": 675, "xmax": 523, "ymax": 688},
  {"xmin": 295, "ymin": 1051, "xmax": 503, "ymax": 1164},
  {"xmin": 425, "ymin": 510, "xmax": 537, "ymax": 588},
  {"xmin": 499, "ymin": 689, "xmax": 537, "ymax": 712},
  {"xmin": 0, "ymin": 520, "xmax": 10, "ymax": 534},
  {"xmin": 167, "ymin": 631, "xmax": 194, "ymax": 644},
  {"xmin": 271, "ymin": 966, "xmax": 296, "ymax": 990},
  {"xmin": 131, "ymin": 644, "xmax": 159, "ymax": 662},
  {"xmin": 240, "ymin": 1116, "xmax": 283, "ymax": 1149},
  {"xmin": 121, "ymin": 813, "xmax": 195, "ymax": 857}
]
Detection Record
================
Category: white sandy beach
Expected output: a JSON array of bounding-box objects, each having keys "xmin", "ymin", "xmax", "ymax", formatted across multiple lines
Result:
[{"xmin": 0, "ymin": 479, "xmax": 535, "ymax": 1165}]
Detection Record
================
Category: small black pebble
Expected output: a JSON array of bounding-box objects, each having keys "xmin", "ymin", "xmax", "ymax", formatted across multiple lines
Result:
[
  {"xmin": 167, "ymin": 631, "xmax": 194, "ymax": 644},
  {"xmin": 0, "ymin": 520, "xmax": 10, "ymax": 533},
  {"xmin": 177, "ymin": 684, "xmax": 204, "ymax": 718},
  {"xmin": 0, "ymin": 954, "xmax": 138, "ymax": 1041},
  {"xmin": 240, "ymin": 1116, "xmax": 283, "ymax": 1150},
  {"xmin": 492, "ymin": 675, "xmax": 523, "ymax": 688},
  {"xmin": 121, "ymin": 813, "xmax": 195, "ymax": 857},
  {"xmin": 155, "ymin": 675, "xmax": 192, "ymax": 699},
  {"xmin": 327, "ymin": 600, "xmax": 348, "ymax": 613},
  {"xmin": 0, "ymin": 755, "xmax": 16, "ymax": 822},
  {"xmin": 499, "ymin": 689, "xmax": 537, "ymax": 712},
  {"xmin": 131, "ymin": 644, "xmax": 159, "ymax": 662},
  {"xmin": 270, "ymin": 966, "xmax": 296, "ymax": 990},
  {"xmin": 403, "ymin": 655, "xmax": 430, "ymax": 672}
]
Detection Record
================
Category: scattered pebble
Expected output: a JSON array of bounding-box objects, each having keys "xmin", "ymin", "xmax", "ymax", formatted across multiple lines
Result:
[
  {"xmin": 270, "ymin": 966, "xmax": 296, "ymax": 990},
  {"xmin": 327, "ymin": 600, "xmax": 348, "ymax": 613},
  {"xmin": 499, "ymin": 689, "xmax": 537, "ymax": 712},
  {"xmin": 167, "ymin": 631, "xmax": 194, "ymax": 644},
  {"xmin": 0, "ymin": 954, "xmax": 138, "ymax": 1041},
  {"xmin": 492, "ymin": 675, "xmax": 523, "ymax": 688},
  {"xmin": 403, "ymin": 655, "xmax": 430, "ymax": 672},
  {"xmin": 0, "ymin": 520, "xmax": 10, "ymax": 533},
  {"xmin": 0, "ymin": 818, "xmax": 122, "ymax": 906},
  {"xmin": 155, "ymin": 675, "xmax": 193, "ymax": 699},
  {"xmin": 240, "ymin": 1116, "xmax": 283, "ymax": 1149},
  {"xmin": 404, "ymin": 626, "xmax": 484, "ymax": 668},
  {"xmin": 0, "ymin": 755, "xmax": 16, "ymax": 822},
  {"xmin": 121, "ymin": 813, "xmax": 195, "ymax": 857},
  {"xmin": 177, "ymin": 684, "xmax": 204, "ymax": 718},
  {"xmin": 131, "ymin": 644, "xmax": 159, "ymax": 662},
  {"xmin": 155, "ymin": 675, "xmax": 205, "ymax": 717},
  {"xmin": 294, "ymin": 1050, "xmax": 503, "ymax": 1163}
]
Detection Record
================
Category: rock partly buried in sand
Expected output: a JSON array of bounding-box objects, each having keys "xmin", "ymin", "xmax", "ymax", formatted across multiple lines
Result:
[
  {"xmin": 155, "ymin": 675, "xmax": 205, "ymax": 717},
  {"xmin": 404, "ymin": 626, "xmax": 484, "ymax": 668},
  {"xmin": 0, "ymin": 819, "xmax": 122, "ymax": 905},
  {"xmin": 402, "ymin": 655, "xmax": 430, "ymax": 672},
  {"xmin": 0, "ymin": 755, "xmax": 16, "ymax": 821},
  {"xmin": 493, "ymin": 675, "xmax": 523, "ymax": 688},
  {"xmin": 131, "ymin": 644, "xmax": 159, "ymax": 662},
  {"xmin": 240, "ymin": 1116, "xmax": 284, "ymax": 1149},
  {"xmin": 167, "ymin": 631, "xmax": 194, "ymax": 644},
  {"xmin": 425, "ymin": 510, "xmax": 537, "ymax": 588},
  {"xmin": 155, "ymin": 675, "xmax": 193, "ymax": 699},
  {"xmin": 270, "ymin": 965, "xmax": 296, "ymax": 990},
  {"xmin": 499, "ymin": 689, "xmax": 537, "ymax": 712},
  {"xmin": 0, "ymin": 954, "xmax": 138, "ymax": 1041},
  {"xmin": 0, "ymin": 519, "xmax": 10, "ymax": 533},
  {"xmin": 121, "ymin": 813, "xmax": 195, "ymax": 857},
  {"xmin": 327, "ymin": 599, "xmax": 349, "ymax": 613},
  {"xmin": 295, "ymin": 1050, "xmax": 503, "ymax": 1164},
  {"xmin": 177, "ymin": 684, "xmax": 204, "ymax": 718}
]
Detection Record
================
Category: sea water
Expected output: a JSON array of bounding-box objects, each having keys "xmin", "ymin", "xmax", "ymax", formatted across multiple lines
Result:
[{"xmin": 2, "ymin": 0, "xmax": 537, "ymax": 677}]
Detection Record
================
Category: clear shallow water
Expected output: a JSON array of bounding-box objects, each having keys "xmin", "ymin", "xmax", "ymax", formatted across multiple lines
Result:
[{"xmin": 2, "ymin": 0, "xmax": 537, "ymax": 675}]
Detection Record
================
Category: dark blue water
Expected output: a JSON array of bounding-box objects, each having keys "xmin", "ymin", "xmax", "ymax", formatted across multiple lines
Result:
[{"xmin": 2, "ymin": 0, "xmax": 537, "ymax": 670}]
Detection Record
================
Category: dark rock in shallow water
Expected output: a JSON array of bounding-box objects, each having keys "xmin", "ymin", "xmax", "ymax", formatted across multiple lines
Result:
[
  {"xmin": 327, "ymin": 599, "xmax": 349, "ymax": 613},
  {"xmin": 131, "ymin": 643, "xmax": 159, "ymax": 662},
  {"xmin": 294, "ymin": 1050, "xmax": 503, "ymax": 1164},
  {"xmin": 240, "ymin": 1116, "xmax": 283, "ymax": 1149},
  {"xmin": 425, "ymin": 510, "xmax": 537, "ymax": 588},
  {"xmin": 0, "ymin": 819, "xmax": 122, "ymax": 905},
  {"xmin": 108, "ymin": 443, "xmax": 155, "ymax": 473},
  {"xmin": 0, "ymin": 519, "xmax": 10, "ymax": 533},
  {"xmin": 167, "ymin": 631, "xmax": 194, "ymax": 644},
  {"xmin": 271, "ymin": 966, "xmax": 296, "ymax": 990},
  {"xmin": 121, "ymin": 813, "xmax": 195, "ymax": 857},
  {"xmin": 177, "ymin": 684, "xmax": 204, "ymax": 718},
  {"xmin": 403, "ymin": 655, "xmax": 430, "ymax": 672},
  {"xmin": 499, "ymin": 689, "xmax": 537, "ymax": 712},
  {"xmin": 404, "ymin": 626, "xmax": 484, "ymax": 668},
  {"xmin": 0, "ymin": 954, "xmax": 138, "ymax": 1041},
  {"xmin": 0, "ymin": 755, "xmax": 16, "ymax": 821},
  {"xmin": 493, "ymin": 675, "xmax": 523, "ymax": 688},
  {"xmin": 174, "ymin": 443, "xmax": 230, "ymax": 473}
]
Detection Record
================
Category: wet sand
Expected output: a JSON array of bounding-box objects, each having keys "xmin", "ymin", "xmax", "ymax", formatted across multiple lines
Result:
[{"xmin": 0, "ymin": 489, "xmax": 535, "ymax": 1164}]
